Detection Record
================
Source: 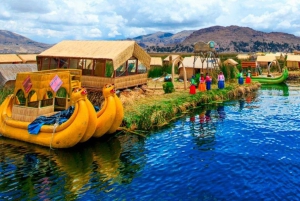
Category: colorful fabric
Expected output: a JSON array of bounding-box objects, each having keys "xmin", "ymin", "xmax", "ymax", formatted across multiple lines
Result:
[
  {"xmin": 218, "ymin": 80, "xmax": 225, "ymax": 89},
  {"xmin": 190, "ymin": 85, "xmax": 196, "ymax": 94},
  {"xmin": 206, "ymin": 80, "xmax": 211, "ymax": 90},
  {"xmin": 238, "ymin": 77, "xmax": 244, "ymax": 85},
  {"xmin": 198, "ymin": 82, "xmax": 206, "ymax": 91}
]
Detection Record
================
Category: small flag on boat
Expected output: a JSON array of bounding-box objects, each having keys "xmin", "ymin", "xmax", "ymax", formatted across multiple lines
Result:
[
  {"xmin": 50, "ymin": 75, "xmax": 63, "ymax": 92},
  {"xmin": 22, "ymin": 76, "xmax": 32, "ymax": 93}
]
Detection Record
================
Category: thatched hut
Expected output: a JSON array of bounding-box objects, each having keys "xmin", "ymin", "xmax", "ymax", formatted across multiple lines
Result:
[
  {"xmin": 163, "ymin": 54, "xmax": 182, "ymax": 66},
  {"xmin": 256, "ymin": 55, "xmax": 277, "ymax": 67},
  {"xmin": 236, "ymin": 54, "xmax": 250, "ymax": 60},
  {"xmin": 178, "ymin": 56, "xmax": 220, "ymax": 79},
  {"xmin": 223, "ymin": 59, "xmax": 238, "ymax": 67},
  {"xmin": 150, "ymin": 57, "xmax": 163, "ymax": 67},
  {"xmin": 36, "ymin": 40, "xmax": 151, "ymax": 90},
  {"xmin": 0, "ymin": 54, "xmax": 23, "ymax": 64},
  {"xmin": 0, "ymin": 64, "xmax": 37, "ymax": 88},
  {"xmin": 17, "ymin": 54, "xmax": 38, "ymax": 64},
  {"xmin": 286, "ymin": 55, "xmax": 300, "ymax": 70}
]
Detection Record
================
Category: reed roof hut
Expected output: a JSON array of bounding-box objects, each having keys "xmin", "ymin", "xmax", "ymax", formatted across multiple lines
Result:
[
  {"xmin": 236, "ymin": 54, "xmax": 250, "ymax": 60},
  {"xmin": 17, "ymin": 54, "xmax": 38, "ymax": 64},
  {"xmin": 286, "ymin": 55, "xmax": 300, "ymax": 70},
  {"xmin": 37, "ymin": 40, "xmax": 151, "ymax": 90},
  {"xmin": 150, "ymin": 57, "xmax": 163, "ymax": 67},
  {"xmin": 0, "ymin": 54, "xmax": 23, "ymax": 64},
  {"xmin": 178, "ymin": 56, "xmax": 220, "ymax": 79},
  {"xmin": 0, "ymin": 64, "xmax": 37, "ymax": 87},
  {"xmin": 223, "ymin": 59, "xmax": 238, "ymax": 66}
]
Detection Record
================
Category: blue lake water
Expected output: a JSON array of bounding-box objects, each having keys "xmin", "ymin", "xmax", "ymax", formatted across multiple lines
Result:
[{"xmin": 1, "ymin": 83, "xmax": 300, "ymax": 200}]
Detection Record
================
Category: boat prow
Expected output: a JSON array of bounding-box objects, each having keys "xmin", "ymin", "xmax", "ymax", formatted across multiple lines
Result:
[{"xmin": 251, "ymin": 67, "xmax": 288, "ymax": 84}]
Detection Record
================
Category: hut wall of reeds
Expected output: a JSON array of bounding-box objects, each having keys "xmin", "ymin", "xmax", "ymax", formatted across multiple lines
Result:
[
  {"xmin": 286, "ymin": 55, "xmax": 300, "ymax": 70},
  {"xmin": 37, "ymin": 40, "xmax": 151, "ymax": 91}
]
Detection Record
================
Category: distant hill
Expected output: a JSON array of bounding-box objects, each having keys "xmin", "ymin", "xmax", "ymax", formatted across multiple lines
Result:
[
  {"xmin": 131, "ymin": 30, "xmax": 196, "ymax": 48},
  {"xmin": 131, "ymin": 25, "xmax": 300, "ymax": 53},
  {"xmin": 0, "ymin": 30, "xmax": 52, "ymax": 53},
  {"xmin": 2, "ymin": 26, "xmax": 300, "ymax": 54}
]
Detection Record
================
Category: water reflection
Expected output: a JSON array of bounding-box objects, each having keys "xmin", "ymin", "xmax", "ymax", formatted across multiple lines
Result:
[
  {"xmin": 260, "ymin": 83, "xmax": 289, "ymax": 96},
  {"xmin": 0, "ymin": 134, "xmax": 145, "ymax": 200},
  {"xmin": 189, "ymin": 105, "xmax": 227, "ymax": 151}
]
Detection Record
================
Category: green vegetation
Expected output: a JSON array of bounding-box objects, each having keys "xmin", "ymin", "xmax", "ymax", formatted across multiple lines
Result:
[
  {"xmin": 123, "ymin": 82, "xmax": 260, "ymax": 131},
  {"xmin": 0, "ymin": 87, "xmax": 13, "ymax": 103},
  {"xmin": 148, "ymin": 64, "xmax": 178, "ymax": 78},
  {"xmin": 105, "ymin": 62, "xmax": 114, "ymax": 77},
  {"xmin": 162, "ymin": 82, "xmax": 175, "ymax": 93}
]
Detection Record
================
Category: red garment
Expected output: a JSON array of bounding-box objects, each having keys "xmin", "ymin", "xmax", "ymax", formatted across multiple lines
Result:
[{"xmin": 190, "ymin": 85, "xmax": 196, "ymax": 94}]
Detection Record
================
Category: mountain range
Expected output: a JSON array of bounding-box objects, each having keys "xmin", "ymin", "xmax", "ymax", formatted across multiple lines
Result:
[
  {"xmin": 1, "ymin": 25, "xmax": 300, "ymax": 54},
  {"xmin": 0, "ymin": 30, "xmax": 52, "ymax": 54}
]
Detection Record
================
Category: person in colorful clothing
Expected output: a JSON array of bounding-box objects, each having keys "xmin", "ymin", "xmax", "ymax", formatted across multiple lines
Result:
[
  {"xmin": 205, "ymin": 73, "xmax": 212, "ymax": 90},
  {"xmin": 189, "ymin": 75, "xmax": 196, "ymax": 94},
  {"xmin": 238, "ymin": 70, "xmax": 244, "ymax": 85},
  {"xmin": 218, "ymin": 71, "xmax": 225, "ymax": 89},
  {"xmin": 198, "ymin": 73, "xmax": 206, "ymax": 91},
  {"xmin": 245, "ymin": 70, "xmax": 251, "ymax": 83}
]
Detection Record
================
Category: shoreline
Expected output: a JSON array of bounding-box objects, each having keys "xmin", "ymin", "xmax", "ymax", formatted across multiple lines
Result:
[{"xmin": 119, "ymin": 82, "xmax": 261, "ymax": 132}]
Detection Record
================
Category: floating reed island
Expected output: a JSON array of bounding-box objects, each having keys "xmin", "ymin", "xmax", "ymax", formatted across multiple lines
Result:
[{"xmin": 114, "ymin": 82, "xmax": 261, "ymax": 132}]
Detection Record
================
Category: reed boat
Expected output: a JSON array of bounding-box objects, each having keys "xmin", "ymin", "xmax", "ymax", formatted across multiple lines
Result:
[
  {"xmin": 251, "ymin": 67, "xmax": 289, "ymax": 84},
  {"xmin": 0, "ymin": 69, "xmax": 98, "ymax": 148}
]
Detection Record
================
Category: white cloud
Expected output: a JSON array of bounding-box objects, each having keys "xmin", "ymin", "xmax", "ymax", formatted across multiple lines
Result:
[{"xmin": 0, "ymin": 0, "xmax": 299, "ymax": 44}]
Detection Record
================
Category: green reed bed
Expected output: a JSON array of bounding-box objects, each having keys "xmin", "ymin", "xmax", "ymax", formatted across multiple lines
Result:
[
  {"xmin": 123, "ymin": 83, "xmax": 259, "ymax": 131},
  {"xmin": 0, "ymin": 88, "xmax": 14, "ymax": 104}
]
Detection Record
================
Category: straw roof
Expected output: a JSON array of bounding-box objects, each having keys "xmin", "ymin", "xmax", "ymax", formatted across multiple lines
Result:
[
  {"xmin": 256, "ymin": 55, "xmax": 277, "ymax": 62},
  {"xmin": 236, "ymin": 54, "xmax": 250, "ymax": 60},
  {"xmin": 38, "ymin": 40, "xmax": 151, "ymax": 70},
  {"xmin": 150, "ymin": 57, "xmax": 163, "ymax": 66},
  {"xmin": 178, "ymin": 56, "xmax": 220, "ymax": 69},
  {"xmin": 287, "ymin": 55, "xmax": 300, "ymax": 62},
  {"xmin": 17, "ymin": 54, "xmax": 37, "ymax": 63},
  {"xmin": 163, "ymin": 54, "xmax": 181, "ymax": 62},
  {"xmin": 0, "ymin": 64, "xmax": 37, "ymax": 87},
  {"xmin": 223, "ymin": 59, "xmax": 238, "ymax": 66},
  {"xmin": 293, "ymin": 50, "xmax": 300, "ymax": 55},
  {"xmin": 0, "ymin": 54, "xmax": 23, "ymax": 64}
]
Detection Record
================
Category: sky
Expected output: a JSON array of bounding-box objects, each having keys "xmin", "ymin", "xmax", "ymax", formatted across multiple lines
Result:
[{"xmin": 1, "ymin": 0, "xmax": 300, "ymax": 44}]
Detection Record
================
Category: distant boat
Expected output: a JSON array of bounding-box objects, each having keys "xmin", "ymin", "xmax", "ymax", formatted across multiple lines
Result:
[{"xmin": 251, "ymin": 67, "xmax": 288, "ymax": 84}]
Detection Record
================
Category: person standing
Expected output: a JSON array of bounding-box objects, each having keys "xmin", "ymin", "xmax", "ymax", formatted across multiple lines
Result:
[
  {"xmin": 218, "ymin": 71, "xmax": 225, "ymax": 89},
  {"xmin": 198, "ymin": 73, "xmax": 206, "ymax": 91},
  {"xmin": 205, "ymin": 73, "xmax": 212, "ymax": 90},
  {"xmin": 189, "ymin": 75, "xmax": 196, "ymax": 94},
  {"xmin": 245, "ymin": 70, "xmax": 251, "ymax": 83},
  {"xmin": 238, "ymin": 70, "xmax": 244, "ymax": 85}
]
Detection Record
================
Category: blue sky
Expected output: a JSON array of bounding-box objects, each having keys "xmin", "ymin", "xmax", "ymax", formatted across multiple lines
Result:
[{"xmin": 1, "ymin": 0, "xmax": 300, "ymax": 44}]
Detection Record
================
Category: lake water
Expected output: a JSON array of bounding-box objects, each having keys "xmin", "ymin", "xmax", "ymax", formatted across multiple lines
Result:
[{"xmin": 1, "ymin": 83, "xmax": 300, "ymax": 201}]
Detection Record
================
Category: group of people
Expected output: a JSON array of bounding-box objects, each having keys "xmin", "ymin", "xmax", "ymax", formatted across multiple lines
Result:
[
  {"xmin": 238, "ymin": 70, "xmax": 252, "ymax": 85},
  {"xmin": 190, "ymin": 73, "xmax": 212, "ymax": 94},
  {"xmin": 190, "ymin": 71, "xmax": 225, "ymax": 94}
]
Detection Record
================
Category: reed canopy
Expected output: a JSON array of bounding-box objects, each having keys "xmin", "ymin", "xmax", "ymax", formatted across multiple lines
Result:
[{"xmin": 36, "ymin": 40, "xmax": 151, "ymax": 90}]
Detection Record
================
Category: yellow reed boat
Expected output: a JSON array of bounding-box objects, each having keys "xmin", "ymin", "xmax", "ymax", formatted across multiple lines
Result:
[{"xmin": 0, "ymin": 69, "xmax": 98, "ymax": 148}]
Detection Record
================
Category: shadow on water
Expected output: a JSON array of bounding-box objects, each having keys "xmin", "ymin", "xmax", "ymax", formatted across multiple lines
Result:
[{"xmin": 0, "ymin": 134, "xmax": 146, "ymax": 200}]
